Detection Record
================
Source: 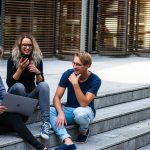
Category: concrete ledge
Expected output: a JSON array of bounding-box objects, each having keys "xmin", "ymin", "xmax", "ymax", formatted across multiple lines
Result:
[
  {"xmin": 137, "ymin": 144, "xmax": 150, "ymax": 150},
  {"xmin": 95, "ymin": 85, "xmax": 150, "ymax": 109}
]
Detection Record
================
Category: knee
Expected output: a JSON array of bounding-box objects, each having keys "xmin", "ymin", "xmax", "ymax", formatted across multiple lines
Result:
[
  {"xmin": 73, "ymin": 107, "xmax": 88, "ymax": 122},
  {"xmin": 9, "ymin": 83, "xmax": 26, "ymax": 95},
  {"xmin": 13, "ymin": 83, "xmax": 25, "ymax": 90},
  {"xmin": 37, "ymin": 82, "xmax": 50, "ymax": 92}
]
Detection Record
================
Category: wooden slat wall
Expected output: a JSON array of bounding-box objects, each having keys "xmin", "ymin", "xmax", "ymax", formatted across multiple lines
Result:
[
  {"xmin": 58, "ymin": 0, "xmax": 82, "ymax": 55},
  {"xmin": 3, "ymin": 0, "xmax": 56, "ymax": 57},
  {"xmin": 135, "ymin": 0, "xmax": 150, "ymax": 53},
  {"xmin": 0, "ymin": 0, "xmax": 3, "ymax": 46},
  {"xmin": 97, "ymin": 0, "xmax": 129, "ymax": 55}
]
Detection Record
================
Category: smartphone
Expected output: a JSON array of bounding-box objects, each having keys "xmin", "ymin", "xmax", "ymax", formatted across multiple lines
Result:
[{"xmin": 20, "ymin": 54, "xmax": 27, "ymax": 62}]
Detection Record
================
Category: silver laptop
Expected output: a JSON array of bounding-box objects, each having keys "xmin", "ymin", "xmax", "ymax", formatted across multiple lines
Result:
[{"xmin": 2, "ymin": 93, "xmax": 38, "ymax": 117}]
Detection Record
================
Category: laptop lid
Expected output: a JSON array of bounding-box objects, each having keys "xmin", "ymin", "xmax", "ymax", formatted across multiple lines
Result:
[{"xmin": 2, "ymin": 93, "xmax": 38, "ymax": 117}]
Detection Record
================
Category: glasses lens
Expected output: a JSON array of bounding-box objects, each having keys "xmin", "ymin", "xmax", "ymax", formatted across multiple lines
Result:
[
  {"xmin": 22, "ymin": 44, "xmax": 32, "ymax": 48},
  {"xmin": 72, "ymin": 61, "xmax": 82, "ymax": 67}
]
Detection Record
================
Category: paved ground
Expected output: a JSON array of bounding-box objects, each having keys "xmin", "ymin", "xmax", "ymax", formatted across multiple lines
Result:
[{"xmin": 1, "ymin": 54, "xmax": 150, "ymax": 103}]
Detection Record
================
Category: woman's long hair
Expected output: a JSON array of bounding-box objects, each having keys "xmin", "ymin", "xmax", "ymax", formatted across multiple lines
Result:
[{"xmin": 12, "ymin": 33, "xmax": 43, "ymax": 67}]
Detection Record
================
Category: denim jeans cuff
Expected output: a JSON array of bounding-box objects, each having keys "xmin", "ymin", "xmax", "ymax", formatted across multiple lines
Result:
[
  {"xmin": 79, "ymin": 128, "xmax": 89, "ymax": 133},
  {"xmin": 41, "ymin": 115, "xmax": 50, "ymax": 123},
  {"xmin": 61, "ymin": 134, "xmax": 71, "ymax": 142}
]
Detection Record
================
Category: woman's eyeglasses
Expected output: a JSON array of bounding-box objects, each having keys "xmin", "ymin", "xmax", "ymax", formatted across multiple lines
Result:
[{"xmin": 21, "ymin": 44, "xmax": 33, "ymax": 48}]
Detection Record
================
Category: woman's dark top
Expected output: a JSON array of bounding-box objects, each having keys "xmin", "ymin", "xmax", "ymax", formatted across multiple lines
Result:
[{"xmin": 6, "ymin": 57, "xmax": 44, "ymax": 93}]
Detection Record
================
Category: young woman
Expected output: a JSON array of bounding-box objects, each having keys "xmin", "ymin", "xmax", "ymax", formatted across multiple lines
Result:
[
  {"xmin": 6, "ymin": 33, "xmax": 50, "ymax": 140},
  {"xmin": 0, "ymin": 47, "xmax": 48, "ymax": 150}
]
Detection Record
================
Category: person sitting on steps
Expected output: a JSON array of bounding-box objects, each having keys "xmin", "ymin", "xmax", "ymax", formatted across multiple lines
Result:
[
  {"xmin": 6, "ymin": 33, "xmax": 51, "ymax": 140},
  {"xmin": 0, "ymin": 46, "xmax": 48, "ymax": 150},
  {"xmin": 50, "ymin": 52, "xmax": 101, "ymax": 150}
]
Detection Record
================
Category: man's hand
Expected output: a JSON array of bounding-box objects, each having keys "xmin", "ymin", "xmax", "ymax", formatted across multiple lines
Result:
[
  {"xmin": 0, "ymin": 105, "xmax": 7, "ymax": 114},
  {"xmin": 68, "ymin": 72, "xmax": 80, "ymax": 85},
  {"xmin": 55, "ymin": 112, "xmax": 67, "ymax": 128}
]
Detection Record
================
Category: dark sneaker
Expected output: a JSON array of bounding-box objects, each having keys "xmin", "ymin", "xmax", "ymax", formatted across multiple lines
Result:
[
  {"xmin": 40, "ymin": 121, "xmax": 50, "ymax": 140},
  {"xmin": 75, "ymin": 129, "xmax": 89, "ymax": 143},
  {"xmin": 55, "ymin": 144, "xmax": 76, "ymax": 150}
]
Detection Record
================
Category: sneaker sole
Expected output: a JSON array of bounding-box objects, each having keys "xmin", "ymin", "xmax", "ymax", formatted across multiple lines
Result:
[{"xmin": 40, "ymin": 134, "xmax": 50, "ymax": 140}]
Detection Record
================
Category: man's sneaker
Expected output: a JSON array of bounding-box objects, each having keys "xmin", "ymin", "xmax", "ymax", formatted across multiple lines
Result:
[
  {"xmin": 40, "ymin": 121, "xmax": 50, "ymax": 140},
  {"xmin": 75, "ymin": 129, "xmax": 89, "ymax": 143}
]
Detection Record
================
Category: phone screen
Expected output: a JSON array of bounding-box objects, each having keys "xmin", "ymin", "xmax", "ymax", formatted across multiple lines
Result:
[{"xmin": 20, "ymin": 55, "xmax": 27, "ymax": 62}]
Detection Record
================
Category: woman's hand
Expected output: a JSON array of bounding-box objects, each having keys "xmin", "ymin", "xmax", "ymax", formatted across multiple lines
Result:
[
  {"xmin": 19, "ymin": 58, "xmax": 30, "ymax": 71},
  {"xmin": 28, "ymin": 60, "xmax": 39, "ymax": 74},
  {"xmin": 12, "ymin": 58, "xmax": 30, "ymax": 80},
  {"xmin": 0, "ymin": 105, "xmax": 7, "ymax": 114}
]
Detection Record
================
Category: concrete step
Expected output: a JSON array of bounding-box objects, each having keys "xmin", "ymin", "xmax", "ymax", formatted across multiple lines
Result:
[
  {"xmin": 95, "ymin": 85, "xmax": 150, "ymax": 109},
  {"xmin": 1, "ymin": 97, "xmax": 150, "ymax": 149},
  {"xmin": 50, "ymin": 119, "xmax": 150, "ymax": 150},
  {"xmin": 91, "ymin": 97, "xmax": 150, "ymax": 135},
  {"xmin": 27, "ymin": 86, "xmax": 150, "ymax": 124},
  {"xmin": 137, "ymin": 144, "xmax": 150, "ymax": 150}
]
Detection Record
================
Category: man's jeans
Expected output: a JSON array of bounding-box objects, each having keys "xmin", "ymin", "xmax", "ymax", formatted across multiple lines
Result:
[
  {"xmin": 8, "ymin": 82, "xmax": 50, "ymax": 122},
  {"xmin": 50, "ymin": 106, "xmax": 94, "ymax": 142}
]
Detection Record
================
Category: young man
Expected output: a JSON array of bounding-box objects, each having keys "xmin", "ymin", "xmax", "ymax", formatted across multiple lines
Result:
[{"xmin": 50, "ymin": 52, "xmax": 101, "ymax": 150}]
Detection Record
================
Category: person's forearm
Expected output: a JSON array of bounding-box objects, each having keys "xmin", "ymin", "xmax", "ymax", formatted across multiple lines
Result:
[
  {"xmin": 53, "ymin": 97, "xmax": 63, "ymax": 114},
  {"xmin": 35, "ymin": 74, "xmax": 43, "ymax": 82},
  {"xmin": 35, "ymin": 68, "xmax": 44, "ymax": 83},
  {"xmin": 13, "ymin": 68, "xmax": 22, "ymax": 80},
  {"xmin": 73, "ymin": 83, "xmax": 88, "ymax": 107}
]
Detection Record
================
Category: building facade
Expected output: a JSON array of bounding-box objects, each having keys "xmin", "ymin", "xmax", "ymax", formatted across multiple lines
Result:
[{"xmin": 0, "ymin": 0, "xmax": 150, "ymax": 58}]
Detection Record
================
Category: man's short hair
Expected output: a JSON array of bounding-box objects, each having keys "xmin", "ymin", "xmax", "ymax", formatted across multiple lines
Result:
[{"xmin": 74, "ymin": 52, "xmax": 92, "ymax": 67}]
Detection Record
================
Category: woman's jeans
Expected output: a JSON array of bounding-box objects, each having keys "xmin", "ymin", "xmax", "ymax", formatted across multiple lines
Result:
[
  {"xmin": 50, "ymin": 106, "xmax": 94, "ymax": 142},
  {"xmin": 8, "ymin": 82, "xmax": 50, "ymax": 122}
]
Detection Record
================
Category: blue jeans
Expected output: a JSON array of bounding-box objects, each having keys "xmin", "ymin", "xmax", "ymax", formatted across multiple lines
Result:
[
  {"xmin": 8, "ymin": 82, "xmax": 50, "ymax": 122},
  {"xmin": 50, "ymin": 106, "xmax": 94, "ymax": 142}
]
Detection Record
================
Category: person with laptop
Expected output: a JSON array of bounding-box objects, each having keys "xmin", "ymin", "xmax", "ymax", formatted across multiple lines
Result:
[
  {"xmin": 50, "ymin": 52, "xmax": 101, "ymax": 150},
  {"xmin": 6, "ymin": 33, "xmax": 50, "ymax": 140},
  {"xmin": 0, "ymin": 46, "xmax": 48, "ymax": 150}
]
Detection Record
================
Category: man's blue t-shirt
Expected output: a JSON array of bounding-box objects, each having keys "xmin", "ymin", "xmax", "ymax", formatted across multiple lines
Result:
[{"xmin": 59, "ymin": 69, "xmax": 101, "ymax": 116}]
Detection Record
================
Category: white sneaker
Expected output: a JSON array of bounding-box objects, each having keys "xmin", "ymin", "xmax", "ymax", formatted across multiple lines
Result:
[{"xmin": 40, "ymin": 121, "xmax": 50, "ymax": 140}]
